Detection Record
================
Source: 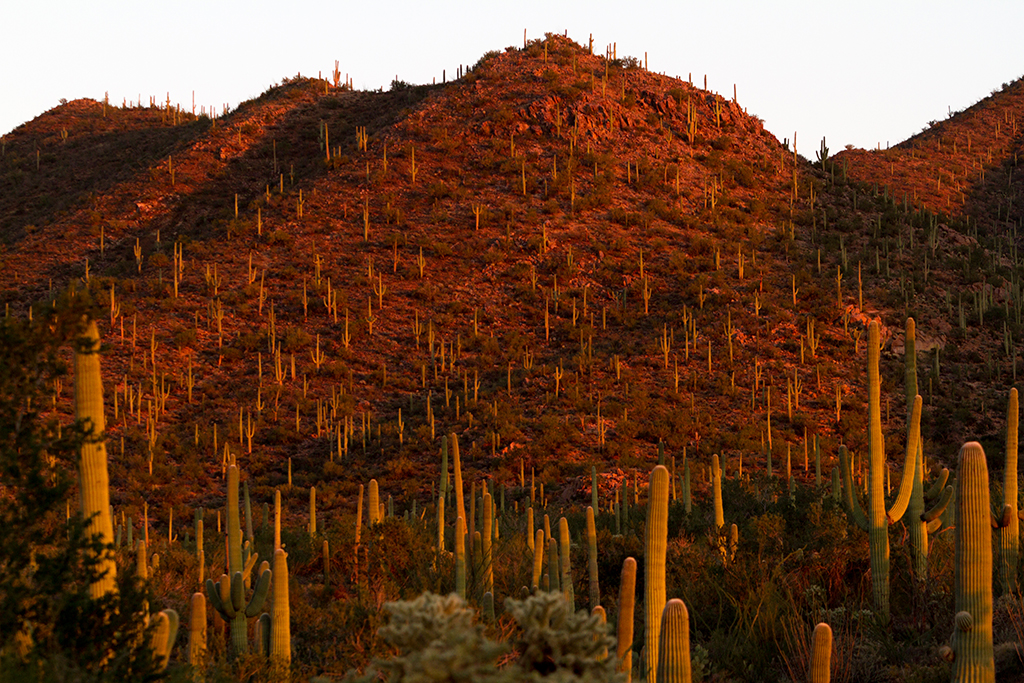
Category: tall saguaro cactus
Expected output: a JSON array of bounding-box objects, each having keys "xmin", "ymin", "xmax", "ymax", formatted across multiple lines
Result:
[
  {"xmin": 945, "ymin": 442, "xmax": 994, "ymax": 682},
  {"xmin": 270, "ymin": 548, "xmax": 291, "ymax": 670},
  {"xmin": 74, "ymin": 319, "xmax": 117, "ymax": 598},
  {"xmin": 995, "ymin": 388, "xmax": 1020, "ymax": 596},
  {"xmin": 904, "ymin": 318, "xmax": 953, "ymax": 583},
  {"xmin": 645, "ymin": 465, "xmax": 669, "ymax": 681},
  {"xmin": 840, "ymin": 321, "xmax": 918, "ymax": 621},
  {"xmin": 617, "ymin": 557, "xmax": 637, "ymax": 682}
]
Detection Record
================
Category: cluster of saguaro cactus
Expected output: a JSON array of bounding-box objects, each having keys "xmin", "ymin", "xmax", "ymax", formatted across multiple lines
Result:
[{"xmin": 205, "ymin": 464, "xmax": 272, "ymax": 657}]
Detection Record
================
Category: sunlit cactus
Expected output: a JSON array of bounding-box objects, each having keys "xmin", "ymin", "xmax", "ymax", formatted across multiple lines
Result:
[
  {"xmin": 645, "ymin": 465, "xmax": 669, "ymax": 679},
  {"xmin": 73, "ymin": 319, "xmax": 117, "ymax": 598}
]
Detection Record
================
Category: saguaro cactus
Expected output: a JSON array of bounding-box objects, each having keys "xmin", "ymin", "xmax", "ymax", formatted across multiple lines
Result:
[
  {"xmin": 587, "ymin": 506, "xmax": 600, "ymax": 608},
  {"xmin": 645, "ymin": 465, "xmax": 670, "ymax": 680},
  {"xmin": 188, "ymin": 592, "xmax": 207, "ymax": 667},
  {"xmin": 839, "ymin": 321, "xmax": 918, "ymax": 621},
  {"xmin": 149, "ymin": 609, "xmax": 179, "ymax": 672},
  {"xmin": 74, "ymin": 319, "xmax": 117, "ymax": 598},
  {"xmin": 617, "ymin": 557, "xmax": 637, "ymax": 682},
  {"xmin": 270, "ymin": 548, "xmax": 291, "ymax": 670},
  {"xmin": 944, "ymin": 442, "xmax": 994, "ymax": 682},
  {"xmin": 904, "ymin": 318, "xmax": 953, "ymax": 583},
  {"xmin": 995, "ymin": 388, "xmax": 1020, "ymax": 596},
  {"xmin": 558, "ymin": 516, "xmax": 573, "ymax": 609},
  {"xmin": 655, "ymin": 599, "xmax": 691, "ymax": 683},
  {"xmin": 808, "ymin": 622, "xmax": 832, "ymax": 683}
]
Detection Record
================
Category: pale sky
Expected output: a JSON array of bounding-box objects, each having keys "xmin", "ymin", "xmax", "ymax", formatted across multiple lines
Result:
[{"xmin": 2, "ymin": 1, "xmax": 1022, "ymax": 155}]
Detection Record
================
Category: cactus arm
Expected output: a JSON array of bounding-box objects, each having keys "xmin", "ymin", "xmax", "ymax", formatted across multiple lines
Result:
[
  {"xmin": 927, "ymin": 517, "xmax": 943, "ymax": 534},
  {"xmin": 887, "ymin": 395, "xmax": 921, "ymax": 523},
  {"xmin": 840, "ymin": 446, "xmax": 869, "ymax": 532},
  {"xmin": 241, "ymin": 550, "xmax": 259, "ymax": 584},
  {"xmin": 206, "ymin": 576, "xmax": 235, "ymax": 619},
  {"xmin": 925, "ymin": 469, "xmax": 950, "ymax": 502},
  {"xmin": 922, "ymin": 485, "xmax": 953, "ymax": 522},
  {"xmin": 258, "ymin": 613, "xmax": 271, "ymax": 655},
  {"xmin": 245, "ymin": 567, "xmax": 272, "ymax": 618},
  {"xmin": 993, "ymin": 504, "xmax": 1013, "ymax": 529},
  {"xmin": 228, "ymin": 571, "xmax": 245, "ymax": 614}
]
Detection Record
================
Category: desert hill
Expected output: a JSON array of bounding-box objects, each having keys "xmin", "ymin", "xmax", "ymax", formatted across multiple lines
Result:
[{"xmin": 3, "ymin": 32, "xmax": 1024, "ymax": 680}]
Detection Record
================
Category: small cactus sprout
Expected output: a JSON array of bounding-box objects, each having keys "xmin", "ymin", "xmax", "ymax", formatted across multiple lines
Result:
[{"xmin": 808, "ymin": 622, "xmax": 832, "ymax": 683}]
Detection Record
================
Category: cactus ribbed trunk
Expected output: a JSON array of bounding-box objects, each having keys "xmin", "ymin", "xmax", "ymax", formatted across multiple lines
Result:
[
  {"xmin": 952, "ymin": 442, "xmax": 994, "ymax": 682},
  {"xmin": 711, "ymin": 455, "xmax": 724, "ymax": 530},
  {"xmin": 531, "ymin": 527, "xmax": 544, "ymax": 592},
  {"xmin": 865, "ymin": 321, "xmax": 890, "ymax": 619},
  {"xmin": 227, "ymin": 466, "xmax": 242, "ymax": 575},
  {"xmin": 274, "ymin": 489, "xmax": 281, "ymax": 550},
  {"xmin": 558, "ymin": 516, "xmax": 573, "ymax": 609},
  {"xmin": 270, "ymin": 548, "xmax": 291, "ymax": 669},
  {"xmin": 188, "ymin": 592, "xmax": 207, "ymax": 666},
  {"xmin": 482, "ymin": 492, "xmax": 493, "ymax": 597},
  {"xmin": 645, "ymin": 465, "xmax": 669, "ymax": 682},
  {"xmin": 546, "ymin": 537, "xmax": 560, "ymax": 593},
  {"xmin": 655, "ymin": 599, "xmax": 691, "ymax": 683},
  {"xmin": 587, "ymin": 506, "xmax": 600, "ymax": 608},
  {"xmin": 808, "ymin": 622, "xmax": 832, "ymax": 683},
  {"xmin": 455, "ymin": 515, "xmax": 467, "ymax": 599},
  {"xmin": 999, "ymin": 389, "xmax": 1019, "ymax": 596},
  {"xmin": 452, "ymin": 434, "xmax": 465, "ymax": 535},
  {"xmin": 369, "ymin": 479, "xmax": 380, "ymax": 525},
  {"xmin": 904, "ymin": 319, "xmax": 929, "ymax": 580},
  {"xmin": 617, "ymin": 557, "xmax": 637, "ymax": 682},
  {"xmin": 74, "ymin": 320, "xmax": 117, "ymax": 598}
]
